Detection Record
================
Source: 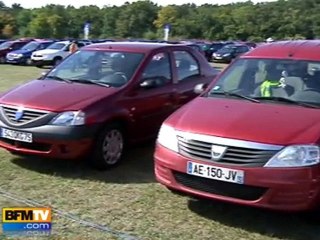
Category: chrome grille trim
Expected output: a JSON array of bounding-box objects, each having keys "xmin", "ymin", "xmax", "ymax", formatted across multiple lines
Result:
[
  {"xmin": 176, "ymin": 131, "xmax": 283, "ymax": 166},
  {"xmin": 0, "ymin": 104, "xmax": 50, "ymax": 126}
]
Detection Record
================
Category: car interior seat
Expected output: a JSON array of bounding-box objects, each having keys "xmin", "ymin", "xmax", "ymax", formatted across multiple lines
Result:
[{"xmin": 254, "ymin": 67, "xmax": 289, "ymax": 97}]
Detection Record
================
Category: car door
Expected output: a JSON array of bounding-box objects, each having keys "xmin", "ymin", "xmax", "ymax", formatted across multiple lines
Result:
[
  {"xmin": 122, "ymin": 51, "xmax": 178, "ymax": 140},
  {"xmin": 172, "ymin": 50, "xmax": 211, "ymax": 108}
]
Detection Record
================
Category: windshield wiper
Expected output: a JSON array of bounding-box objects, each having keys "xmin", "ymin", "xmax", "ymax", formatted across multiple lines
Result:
[
  {"xmin": 210, "ymin": 91, "xmax": 260, "ymax": 103},
  {"xmin": 45, "ymin": 75, "xmax": 73, "ymax": 83},
  {"xmin": 253, "ymin": 96, "xmax": 320, "ymax": 109},
  {"xmin": 71, "ymin": 79, "xmax": 110, "ymax": 88}
]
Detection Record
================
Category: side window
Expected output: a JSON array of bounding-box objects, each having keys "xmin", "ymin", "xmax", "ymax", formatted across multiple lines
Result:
[
  {"xmin": 39, "ymin": 43, "xmax": 46, "ymax": 50},
  {"xmin": 142, "ymin": 52, "xmax": 171, "ymax": 81},
  {"xmin": 174, "ymin": 50, "xmax": 200, "ymax": 82}
]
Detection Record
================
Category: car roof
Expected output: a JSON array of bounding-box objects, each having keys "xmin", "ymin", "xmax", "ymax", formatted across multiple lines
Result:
[
  {"xmin": 83, "ymin": 41, "xmax": 179, "ymax": 53},
  {"xmin": 54, "ymin": 40, "xmax": 70, "ymax": 44},
  {"xmin": 242, "ymin": 40, "xmax": 320, "ymax": 61},
  {"xmin": 30, "ymin": 40, "xmax": 54, "ymax": 43}
]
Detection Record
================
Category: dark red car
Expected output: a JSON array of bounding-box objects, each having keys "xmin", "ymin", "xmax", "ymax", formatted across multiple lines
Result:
[
  {"xmin": 155, "ymin": 40, "xmax": 320, "ymax": 211},
  {"xmin": 0, "ymin": 39, "xmax": 32, "ymax": 64},
  {"xmin": 0, "ymin": 42, "xmax": 218, "ymax": 169}
]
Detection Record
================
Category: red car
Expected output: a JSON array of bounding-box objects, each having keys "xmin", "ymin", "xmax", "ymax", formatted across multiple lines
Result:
[
  {"xmin": 155, "ymin": 40, "xmax": 320, "ymax": 211},
  {"xmin": 0, "ymin": 42, "xmax": 218, "ymax": 169}
]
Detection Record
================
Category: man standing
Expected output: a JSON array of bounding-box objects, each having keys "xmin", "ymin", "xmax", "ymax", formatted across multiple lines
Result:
[{"xmin": 69, "ymin": 40, "xmax": 79, "ymax": 54}]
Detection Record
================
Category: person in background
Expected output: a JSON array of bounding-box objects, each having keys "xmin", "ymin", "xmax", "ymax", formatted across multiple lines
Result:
[{"xmin": 69, "ymin": 40, "xmax": 79, "ymax": 54}]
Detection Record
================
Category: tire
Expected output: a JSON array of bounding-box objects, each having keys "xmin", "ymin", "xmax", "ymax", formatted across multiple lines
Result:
[
  {"xmin": 91, "ymin": 124, "xmax": 125, "ymax": 170},
  {"xmin": 25, "ymin": 58, "xmax": 32, "ymax": 66},
  {"xmin": 53, "ymin": 57, "xmax": 62, "ymax": 66}
]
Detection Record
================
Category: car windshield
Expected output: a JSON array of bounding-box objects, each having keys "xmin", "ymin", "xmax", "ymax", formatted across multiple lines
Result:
[
  {"xmin": 45, "ymin": 50, "xmax": 145, "ymax": 88},
  {"xmin": 47, "ymin": 42, "xmax": 67, "ymax": 50},
  {"xmin": 208, "ymin": 58, "xmax": 320, "ymax": 107},
  {"xmin": 0, "ymin": 41, "xmax": 12, "ymax": 50},
  {"xmin": 216, "ymin": 46, "xmax": 235, "ymax": 54},
  {"xmin": 210, "ymin": 43, "xmax": 223, "ymax": 50},
  {"xmin": 21, "ymin": 42, "xmax": 39, "ymax": 51}
]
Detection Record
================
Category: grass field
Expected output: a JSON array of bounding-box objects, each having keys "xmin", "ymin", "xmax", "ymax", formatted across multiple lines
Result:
[{"xmin": 0, "ymin": 64, "xmax": 319, "ymax": 240}]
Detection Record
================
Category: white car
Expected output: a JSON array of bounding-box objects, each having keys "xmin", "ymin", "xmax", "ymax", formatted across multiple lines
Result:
[{"xmin": 31, "ymin": 40, "xmax": 87, "ymax": 67}]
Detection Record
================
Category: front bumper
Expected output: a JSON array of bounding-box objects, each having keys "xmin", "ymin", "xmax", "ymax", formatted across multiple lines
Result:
[
  {"xmin": 6, "ymin": 57, "xmax": 27, "ymax": 64},
  {"xmin": 155, "ymin": 144, "xmax": 320, "ymax": 211},
  {"xmin": 31, "ymin": 59, "xmax": 54, "ymax": 66},
  {"xmin": 0, "ymin": 122, "xmax": 101, "ymax": 159},
  {"xmin": 212, "ymin": 57, "xmax": 232, "ymax": 63}
]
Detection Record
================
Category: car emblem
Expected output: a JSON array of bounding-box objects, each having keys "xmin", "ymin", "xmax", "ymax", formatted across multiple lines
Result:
[
  {"xmin": 15, "ymin": 107, "xmax": 24, "ymax": 121},
  {"xmin": 211, "ymin": 145, "xmax": 227, "ymax": 161}
]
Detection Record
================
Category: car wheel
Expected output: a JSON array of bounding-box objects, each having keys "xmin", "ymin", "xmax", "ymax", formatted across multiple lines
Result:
[
  {"xmin": 0, "ymin": 56, "xmax": 5, "ymax": 64},
  {"xmin": 53, "ymin": 57, "xmax": 62, "ymax": 66},
  {"xmin": 25, "ymin": 58, "xmax": 32, "ymax": 66},
  {"xmin": 91, "ymin": 124, "xmax": 125, "ymax": 170}
]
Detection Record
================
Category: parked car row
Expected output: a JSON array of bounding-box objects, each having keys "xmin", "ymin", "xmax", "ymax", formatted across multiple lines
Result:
[
  {"xmin": 0, "ymin": 38, "xmax": 256, "ymax": 68},
  {"xmin": 0, "ymin": 38, "xmax": 91, "ymax": 67},
  {"xmin": 1, "ymin": 39, "xmax": 318, "ymax": 214}
]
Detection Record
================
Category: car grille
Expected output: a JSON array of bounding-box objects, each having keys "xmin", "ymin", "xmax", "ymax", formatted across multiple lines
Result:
[
  {"xmin": 177, "ymin": 136, "xmax": 278, "ymax": 166},
  {"xmin": 173, "ymin": 171, "xmax": 267, "ymax": 201},
  {"xmin": 1, "ymin": 105, "xmax": 49, "ymax": 125}
]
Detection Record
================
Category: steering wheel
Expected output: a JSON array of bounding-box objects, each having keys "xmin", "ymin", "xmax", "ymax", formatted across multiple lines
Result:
[
  {"xmin": 99, "ymin": 72, "xmax": 128, "ymax": 87},
  {"xmin": 113, "ymin": 72, "xmax": 128, "ymax": 82}
]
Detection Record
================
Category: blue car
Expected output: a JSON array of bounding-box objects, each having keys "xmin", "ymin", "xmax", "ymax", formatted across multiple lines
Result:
[{"xmin": 6, "ymin": 40, "xmax": 54, "ymax": 65}]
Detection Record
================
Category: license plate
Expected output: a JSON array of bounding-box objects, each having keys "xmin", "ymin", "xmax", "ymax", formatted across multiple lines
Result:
[
  {"xmin": 0, "ymin": 128, "xmax": 33, "ymax": 143},
  {"xmin": 215, "ymin": 56, "xmax": 222, "ymax": 59},
  {"xmin": 187, "ymin": 161, "xmax": 244, "ymax": 184}
]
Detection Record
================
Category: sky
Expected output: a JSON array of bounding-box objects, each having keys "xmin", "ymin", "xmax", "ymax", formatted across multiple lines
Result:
[{"xmin": 2, "ymin": 0, "xmax": 276, "ymax": 8}]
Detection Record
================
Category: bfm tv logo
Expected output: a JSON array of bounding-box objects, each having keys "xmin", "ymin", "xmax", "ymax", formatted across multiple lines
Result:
[{"xmin": 2, "ymin": 208, "xmax": 51, "ymax": 236}]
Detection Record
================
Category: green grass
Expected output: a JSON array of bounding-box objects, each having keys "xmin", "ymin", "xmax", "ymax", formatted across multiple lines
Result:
[{"xmin": 0, "ymin": 64, "xmax": 319, "ymax": 240}]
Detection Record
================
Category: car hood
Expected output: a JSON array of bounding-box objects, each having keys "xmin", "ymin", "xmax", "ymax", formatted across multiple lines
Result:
[
  {"xmin": 33, "ymin": 49, "xmax": 60, "ymax": 55},
  {"xmin": 169, "ymin": 97, "xmax": 320, "ymax": 146},
  {"xmin": 0, "ymin": 80, "xmax": 118, "ymax": 112}
]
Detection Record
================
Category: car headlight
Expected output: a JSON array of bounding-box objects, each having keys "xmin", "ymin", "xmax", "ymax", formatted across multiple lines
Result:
[
  {"xmin": 264, "ymin": 145, "xmax": 320, "ymax": 167},
  {"xmin": 157, "ymin": 124, "xmax": 178, "ymax": 152},
  {"xmin": 50, "ymin": 111, "xmax": 85, "ymax": 126},
  {"xmin": 17, "ymin": 54, "xmax": 23, "ymax": 58},
  {"xmin": 223, "ymin": 53, "xmax": 231, "ymax": 57}
]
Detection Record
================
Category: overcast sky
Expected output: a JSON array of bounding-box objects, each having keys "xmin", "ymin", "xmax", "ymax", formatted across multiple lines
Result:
[{"xmin": 2, "ymin": 0, "xmax": 276, "ymax": 8}]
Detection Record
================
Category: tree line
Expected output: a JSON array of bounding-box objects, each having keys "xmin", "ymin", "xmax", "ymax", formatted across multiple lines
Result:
[{"xmin": 0, "ymin": 0, "xmax": 319, "ymax": 42}]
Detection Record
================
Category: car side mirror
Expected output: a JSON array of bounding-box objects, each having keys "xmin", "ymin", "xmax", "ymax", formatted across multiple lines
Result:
[
  {"xmin": 140, "ymin": 78, "xmax": 158, "ymax": 89},
  {"xmin": 140, "ymin": 76, "xmax": 168, "ymax": 89},
  {"xmin": 194, "ymin": 83, "xmax": 208, "ymax": 94}
]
